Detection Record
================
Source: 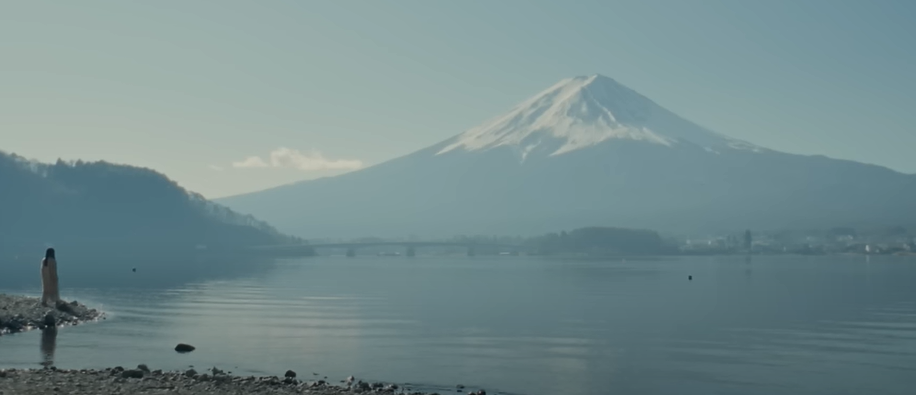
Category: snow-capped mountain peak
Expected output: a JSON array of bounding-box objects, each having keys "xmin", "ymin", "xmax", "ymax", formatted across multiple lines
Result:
[{"xmin": 438, "ymin": 74, "xmax": 759, "ymax": 158}]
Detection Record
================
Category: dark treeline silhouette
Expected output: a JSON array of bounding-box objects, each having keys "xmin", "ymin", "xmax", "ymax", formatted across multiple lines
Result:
[
  {"xmin": 527, "ymin": 226, "xmax": 669, "ymax": 255},
  {"xmin": 0, "ymin": 151, "xmax": 300, "ymax": 258}
]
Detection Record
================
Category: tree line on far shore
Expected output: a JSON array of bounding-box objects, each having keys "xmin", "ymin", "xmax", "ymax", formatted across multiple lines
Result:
[{"xmin": 525, "ymin": 227, "xmax": 671, "ymax": 255}]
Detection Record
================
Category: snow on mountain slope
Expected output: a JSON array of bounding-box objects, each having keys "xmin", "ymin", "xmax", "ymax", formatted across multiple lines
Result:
[
  {"xmin": 438, "ymin": 74, "xmax": 761, "ymax": 159},
  {"xmin": 217, "ymin": 74, "xmax": 916, "ymax": 238}
]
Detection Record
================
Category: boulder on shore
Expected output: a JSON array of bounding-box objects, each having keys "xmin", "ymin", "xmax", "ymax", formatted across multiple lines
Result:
[{"xmin": 121, "ymin": 369, "xmax": 144, "ymax": 379}]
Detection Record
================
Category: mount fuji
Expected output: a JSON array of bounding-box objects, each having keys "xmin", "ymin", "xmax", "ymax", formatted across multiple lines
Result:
[{"xmin": 218, "ymin": 75, "xmax": 916, "ymax": 238}]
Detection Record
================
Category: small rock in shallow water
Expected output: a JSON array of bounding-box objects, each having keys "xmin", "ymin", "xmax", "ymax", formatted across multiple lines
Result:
[
  {"xmin": 285, "ymin": 370, "xmax": 296, "ymax": 378},
  {"xmin": 184, "ymin": 369, "xmax": 197, "ymax": 378},
  {"xmin": 137, "ymin": 364, "xmax": 150, "ymax": 373},
  {"xmin": 175, "ymin": 343, "xmax": 195, "ymax": 353}
]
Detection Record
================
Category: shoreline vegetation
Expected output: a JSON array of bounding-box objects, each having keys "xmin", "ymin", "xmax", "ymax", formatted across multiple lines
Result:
[
  {"xmin": 0, "ymin": 294, "xmax": 104, "ymax": 336},
  {"xmin": 0, "ymin": 366, "xmax": 457, "ymax": 395}
]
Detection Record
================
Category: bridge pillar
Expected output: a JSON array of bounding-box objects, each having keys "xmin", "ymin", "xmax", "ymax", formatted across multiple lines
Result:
[
  {"xmin": 406, "ymin": 246, "xmax": 416, "ymax": 257},
  {"xmin": 467, "ymin": 246, "xmax": 475, "ymax": 257},
  {"xmin": 346, "ymin": 248, "xmax": 356, "ymax": 257}
]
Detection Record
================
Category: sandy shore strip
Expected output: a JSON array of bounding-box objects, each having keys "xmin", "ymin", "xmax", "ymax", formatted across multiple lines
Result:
[
  {"xmin": 0, "ymin": 294, "xmax": 104, "ymax": 335},
  {"xmin": 0, "ymin": 366, "xmax": 474, "ymax": 395}
]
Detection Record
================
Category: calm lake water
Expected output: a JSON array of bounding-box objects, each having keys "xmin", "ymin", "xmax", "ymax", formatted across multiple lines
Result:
[{"xmin": 2, "ymin": 255, "xmax": 915, "ymax": 395}]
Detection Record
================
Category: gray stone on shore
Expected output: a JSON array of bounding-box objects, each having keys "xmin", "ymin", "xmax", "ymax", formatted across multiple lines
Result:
[
  {"xmin": 1, "ymin": 366, "xmax": 434, "ymax": 395},
  {"xmin": 1, "ymin": 364, "xmax": 445, "ymax": 395},
  {"xmin": 120, "ymin": 369, "xmax": 144, "ymax": 379}
]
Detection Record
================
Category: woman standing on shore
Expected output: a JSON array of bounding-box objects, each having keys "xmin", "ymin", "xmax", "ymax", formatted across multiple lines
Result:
[{"xmin": 41, "ymin": 248, "xmax": 60, "ymax": 306}]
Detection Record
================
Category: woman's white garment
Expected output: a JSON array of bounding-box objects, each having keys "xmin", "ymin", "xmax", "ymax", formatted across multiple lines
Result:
[{"xmin": 41, "ymin": 257, "xmax": 60, "ymax": 306}]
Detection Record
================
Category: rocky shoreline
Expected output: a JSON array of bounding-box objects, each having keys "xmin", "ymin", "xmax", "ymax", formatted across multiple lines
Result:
[
  {"xmin": 0, "ymin": 294, "xmax": 104, "ymax": 335},
  {"xmin": 0, "ymin": 366, "xmax": 475, "ymax": 395},
  {"xmin": 0, "ymin": 296, "xmax": 492, "ymax": 395}
]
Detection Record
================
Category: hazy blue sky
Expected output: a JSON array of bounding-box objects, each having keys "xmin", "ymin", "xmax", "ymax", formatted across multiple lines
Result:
[{"xmin": 3, "ymin": 1, "xmax": 915, "ymax": 198}]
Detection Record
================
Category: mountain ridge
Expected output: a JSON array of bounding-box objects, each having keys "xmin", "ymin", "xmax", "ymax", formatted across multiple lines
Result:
[
  {"xmin": 217, "ymin": 75, "xmax": 916, "ymax": 238},
  {"xmin": 437, "ymin": 74, "xmax": 762, "ymax": 160},
  {"xmin": 0, "ymin": 150, "xmax": 299, "ymax": 255}
]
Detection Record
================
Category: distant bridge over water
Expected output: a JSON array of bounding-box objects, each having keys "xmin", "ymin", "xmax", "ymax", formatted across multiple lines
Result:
[{"xmin": 249, "ymin": 241, "xmax": 521, "ymax": 257}]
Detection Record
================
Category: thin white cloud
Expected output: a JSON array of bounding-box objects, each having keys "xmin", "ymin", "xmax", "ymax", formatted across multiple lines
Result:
[
  {"xmin": 232, "ymin": 156, "xmax": 269, "ymax": 168},
  {"xmin": 208, "ymin": 164, "xmax": 224, "ymax": 171},
  {"xmin": 269, "ymin": 147, "xmax": 363, "ymax": 171},
  {"xmin": 232, "ymin": 147, "xmax": 363, "ymax": 171}
]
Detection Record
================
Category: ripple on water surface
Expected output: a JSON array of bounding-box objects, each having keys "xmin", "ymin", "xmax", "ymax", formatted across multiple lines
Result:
[{"xmin": 1, "ymin": 255, "xmax": 916, "ymax": 395}]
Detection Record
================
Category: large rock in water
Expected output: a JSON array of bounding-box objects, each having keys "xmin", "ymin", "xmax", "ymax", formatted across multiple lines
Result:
[{"xmin": 174, "ymin": 343, "xmax": 196, "ymax": 353}]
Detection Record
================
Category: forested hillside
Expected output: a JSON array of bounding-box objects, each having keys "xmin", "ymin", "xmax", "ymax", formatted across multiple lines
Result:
[{"xmin": 0, "ymin": 151, "xmax": 298, "ymax": 256}]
